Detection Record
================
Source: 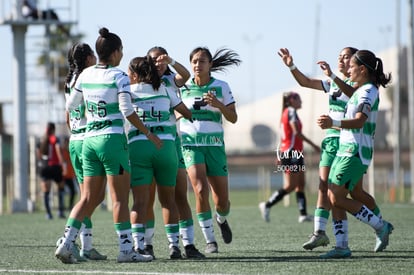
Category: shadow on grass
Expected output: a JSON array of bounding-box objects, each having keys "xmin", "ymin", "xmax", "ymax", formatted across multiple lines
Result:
[{"xmin": 5, "ymin": 245, "xmax": 413, "ymax": 262}]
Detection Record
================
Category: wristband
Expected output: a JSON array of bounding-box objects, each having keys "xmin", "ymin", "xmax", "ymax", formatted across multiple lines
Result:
[
  {"xmin": 145, "ymin": 130, "xmax": 151, "ymax": 137},
  {"xmin": 169, "ymin": 59, "xmax": 176, "ymax": 66},
  {"xmin": 332, "ymin": 119, "xmax": 341, "ymax": 128},
  {"xmin": 329, "ymin": 72, "xmax": 337, "ymax": 80},
  {"xmin": 289, "ymin": 64, "xmax": 296, "ymax": 71}
]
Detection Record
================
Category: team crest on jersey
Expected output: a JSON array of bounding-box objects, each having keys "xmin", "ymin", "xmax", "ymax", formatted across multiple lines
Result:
[{"xmin": 209, "ymin": 88, "xmax": 217, "ymax": 96}]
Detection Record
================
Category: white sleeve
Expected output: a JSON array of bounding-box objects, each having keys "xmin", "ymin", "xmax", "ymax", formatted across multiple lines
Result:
[
  {"xmin": 118, "ymin": 92, "xmax": 135, "ymax": 117},
  {"xmin": 321, "ymin": 80, "xmax": 330, "ymax": 93},
  {"xmin": 166, "ymin": 86, "xmax": 182, "ymax": 108},
  {"xmin": 66, "ymin": 89, "xmax": 84, "ymax": 111},
  {"xmin": 222, "ymin": 81, "xmax": 235, "ymax": 106}
]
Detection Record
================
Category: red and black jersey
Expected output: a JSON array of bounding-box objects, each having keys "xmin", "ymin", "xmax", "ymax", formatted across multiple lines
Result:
[{"xmin": 279, "ymin": 107, "xmax": 303, "ymax": 152}]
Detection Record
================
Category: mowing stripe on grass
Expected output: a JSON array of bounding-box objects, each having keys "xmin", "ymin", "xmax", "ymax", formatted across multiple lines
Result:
[{"xmin": 0, "ymin": 270, "xmax": 228, "ymax": 275}]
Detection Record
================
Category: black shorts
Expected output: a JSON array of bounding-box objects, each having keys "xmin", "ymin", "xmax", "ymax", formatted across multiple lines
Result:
[
  {"xmin": 279, "ymin": 150, "xmax": 305, "ymax": 173},
  {"xmin": 40, "ymin": 165, "xmax": 63, "ymax": 183}
]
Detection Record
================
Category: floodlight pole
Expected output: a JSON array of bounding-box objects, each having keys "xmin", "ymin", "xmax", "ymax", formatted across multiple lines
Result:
[
  {"xmin": 393, "ymin": 0, "xmax": 401, "ymax": 201},
  {"xmin": 8, "ymin": 0, "xmax": 29, "ymax": 212},
  {"xmin": 408, "ymin": 0, "xmax": 414, "ymax": 203}
]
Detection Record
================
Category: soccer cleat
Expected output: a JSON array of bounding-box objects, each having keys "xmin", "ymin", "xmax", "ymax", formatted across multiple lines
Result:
[
  {"xmin": 136, "ymin": 248, "xmax": 146, "ymax": 255},
  {"xmin": 71, "ymin": 243, "xmax": 87, "ymax": 262},
  {"xmin": 80, "ymin": 248, "xmax": 107, "ymax": 260},
  {"xmin": 259, "ymin": 202, "xmax": 270, "ymax": 222},
  {"xmin": 302, "ymin": 232, "xmax": 330, "ymax": 250},
  {"xmin": 183, "ymin": 244, "xmax": 205, "ymax": 259},
  {"xmin": 374, "ymin": 221, "xmax": 394, "ymax": 252},
  {"xmin": 143, "ymin": 245, "xmax": 155, "ymax": 259},
  {"xmin": 217, "ymin": 219, "xmax": 232, "ymax": 244},
  {"xmin": 298, "ymin": 215, "xmax": 314, "ymax": 223},
  {"xmin": 319, "ymin": 247, "xmax": 352, "ymax": 259},
  {"xmin": 169, "ymin": 246, "xmax": 182, "ymax": 259},
  {"xmin": 205, "ymin": 242, "xmax": 218, "ymax": 253},
  {"xmin": 55, "ymin": 240, "xmax": 77, "ymax": 264},
  {"xmin": 117, "ymin": 249, "xmax": 153, "ymax": 263}
]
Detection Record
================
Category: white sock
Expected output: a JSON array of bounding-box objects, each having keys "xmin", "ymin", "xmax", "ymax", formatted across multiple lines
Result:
[
  {"xmin": 198, "ymin": 218, "xmax": 216, "ymax": 243},
  {"xmin": 80, "ymin": 228, "xmax": 93, "ymax": 251},
  {"xmin": 354, "ymin": 205, "xmax": 383, "ymax": 230},
  {"xmin": 131, "ymin": 223, "xmax": 145, "ymax": 251},
  {"xmin": 116, "ymin": 228, "xmax": 133, "ymax": 253},
  {"xmin": 63, "ymin": 225, "xmax": 79, "ymax": 245},
  {"xmin": 332, "ymin": 219, "xmax": 348, "ymax": 248},
  {"xmin": 144, "ymin": 226, "xmax": 155, "ymax": 246},
  {"xmin": 180, "ymin": 222, "xmax": 194, "ymax": 247},
  {"xmin": 314, "ymin": 216, "xmax": 328, "ymax": 232},
  {"xmin": 216, "ymin": 212, "xmax": 226, "ymax": 224},
  {"xmin": 165, "ymin": 224, "xmax": 180, "ymax": 248}
]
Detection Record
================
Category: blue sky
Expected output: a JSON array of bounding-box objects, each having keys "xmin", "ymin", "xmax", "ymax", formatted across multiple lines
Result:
[{"xmin": 0, "ymin": 0, "xmax": 408, "ymax": 119}]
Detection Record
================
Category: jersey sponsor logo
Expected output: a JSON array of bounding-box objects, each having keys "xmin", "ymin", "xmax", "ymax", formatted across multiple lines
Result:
[
  {"xmin": 331, "ymin": 89, "xmax": 342, "ymax": 101},
  {"xmin": 193, "ymin": 97, "xmax": 208, "ymax": 110}
]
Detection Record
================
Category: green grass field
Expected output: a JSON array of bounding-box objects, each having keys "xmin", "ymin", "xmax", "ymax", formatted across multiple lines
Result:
[{"xmin": 0, "ymin": 190, "xmax": 413, "ymax": 275}]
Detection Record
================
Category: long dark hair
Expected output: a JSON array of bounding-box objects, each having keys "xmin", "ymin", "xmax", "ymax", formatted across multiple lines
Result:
[
  {"xmin": 189, "ymin": 47, "xmax": 242, "ymax": 73},
  {"xmin": 129, "ymin": 56, "xmax": 161, "ymax": 91},
  {"xmin": 64, "ymin": 43, "xmax": 94, "ymax": 93},
  {"xmin": 39, "ymin": 122, "xmax": 55, "ymax": 156},
  {"xmin": 353, "ymin": 50, "xmax": 392, "ymax": 88}
]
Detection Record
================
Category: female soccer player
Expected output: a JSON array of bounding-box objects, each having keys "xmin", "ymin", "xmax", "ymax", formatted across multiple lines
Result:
[
  {"xmin": 55, "ymin": 27, "xmax": 160, "ymax": 264},
  {"xmin": 127, "ymin": 55, "xmax": 192, "ymax": 259},
  {"xmin": 142, "ymin": 46, "xmax": 205, "ymax": 259},
  {"xmin": 259, "ymin": 92, "xmax": 320, "ymax": 223},
  {"xmin": 277, "ymin": 47, "xmax": 382, "ymax": 251},
  {"xmin": 179, "ymin": 47, "xmax": 241, "ymax": 253},
  {"xmin": 317, "ymin": 49, "xmax": 393, "ymax": 258}
]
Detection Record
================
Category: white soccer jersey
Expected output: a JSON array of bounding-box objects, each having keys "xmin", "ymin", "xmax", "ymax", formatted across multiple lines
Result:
[
  {"xmin": 179, "ymin": 77, "xmax": 235, "ymax": 146},
  {"xmin": 162, "ymin": 73, "xmax": 180, "ymax": 127},
  {"xmin": 69, "ymin": 65, "xmax": 131, "ymax": 137},
  {"xmin": 65, "ymin": 77, "xmax": 87, "ymax": 141},
  {"xmin": 161, "ymin": 74, "xmax": 178, "ymax": 90},
  {"xmin": 127, "ymin": 83, "xmax": 182, "ymax": 143},
  {"xmin": 337, "ymin": 83, "xmax": 379, "ymax": 165},
  {"xmin": 321, "ymin": 79, "xmax": 352, "ymax": 138}
]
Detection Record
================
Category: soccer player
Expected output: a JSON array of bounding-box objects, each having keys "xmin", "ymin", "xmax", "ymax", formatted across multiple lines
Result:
[
  {"xmin": 126, "ymin": 55, "xmax": 193, "ymax": 259},
  {"xmin": 179, "ymin": 47, "xmax": 241, "ymax": 253},
  {"xmin": 317, "ymin": 49, "xmax": 393, "ymax": 258},
  {"xmin": 62, "ymin": 42, "xmax": 106, "ymax": 261},
  {"xmin": 259, "ymin": 92, "xmax": 320, "ymax": 223},
  {"xmin": 276, "ymin": 47, "xmax": 383, "ymax": 251},
  {"xmin": 36, "ymin": 122, "xmax": 66, "ymax": 220},
  {"xmin": 55, "ymin": 27, "xmax": 160, "ymax": 264},
  {"xmin": 142, "ymin": 46, "xmax": 205, "ymax": 259}
]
